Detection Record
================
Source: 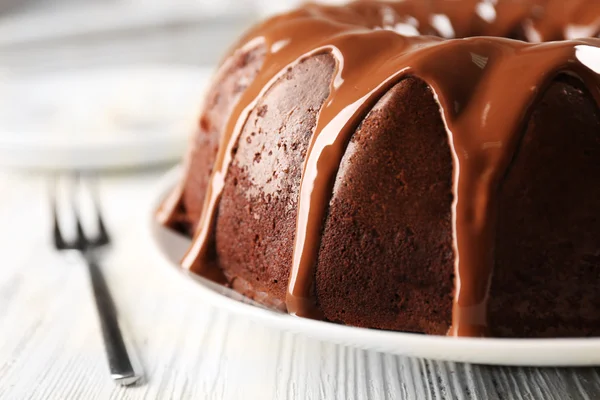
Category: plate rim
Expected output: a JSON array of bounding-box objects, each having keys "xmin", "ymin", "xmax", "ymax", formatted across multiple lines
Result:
[{"xmin": 145, "ymin": 165, "xmax": 600, "ymax": 366}]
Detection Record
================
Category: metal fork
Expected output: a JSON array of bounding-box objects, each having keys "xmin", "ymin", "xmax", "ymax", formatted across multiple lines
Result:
[{"xmin": 50, "ymin": 174, "xmax": 142, "ymax": 386}]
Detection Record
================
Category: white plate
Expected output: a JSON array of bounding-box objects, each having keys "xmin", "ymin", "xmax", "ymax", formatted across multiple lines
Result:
[
  {"xmin": 146, "ymin": 166, "xmax": 600, "ymax": 366},
  {"xmin": 0, "ymin": 66, "xmax": 212, "ymax": 170}
]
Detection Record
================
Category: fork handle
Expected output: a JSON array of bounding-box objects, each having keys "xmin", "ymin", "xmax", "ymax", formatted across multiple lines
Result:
[{"xmin": 86, "ymin": 257, "xmax": 142, "ymax": 386}]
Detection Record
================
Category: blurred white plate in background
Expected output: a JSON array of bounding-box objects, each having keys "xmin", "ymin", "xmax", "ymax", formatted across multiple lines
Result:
[
  {"xmin": 0, "ymin": 1, "xmax": 255, "ymax": 47},
  {"xmin": 0, "ymin": 65, "xmax": 211, "ymax": 170}
]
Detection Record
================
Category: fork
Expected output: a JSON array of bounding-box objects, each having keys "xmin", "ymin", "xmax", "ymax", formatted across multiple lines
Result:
[{"xmin": 50, "ymin": 174, "xmax": 142, "ymax": 386}]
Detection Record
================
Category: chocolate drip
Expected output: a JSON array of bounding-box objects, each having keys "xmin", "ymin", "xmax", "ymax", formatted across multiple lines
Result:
[{"xmin": 164, "ymin": 0, "xmax": 600, "ymax": 336}]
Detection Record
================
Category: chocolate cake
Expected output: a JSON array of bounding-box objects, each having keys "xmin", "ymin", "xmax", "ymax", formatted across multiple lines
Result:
[{"xmin": 158, "ymin": 0, "xmax": 600, "ymax": 337}]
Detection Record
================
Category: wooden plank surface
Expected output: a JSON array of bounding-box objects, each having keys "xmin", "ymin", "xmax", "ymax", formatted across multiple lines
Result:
[{"xmin": 0, "ymin": 170, "xmax": 599, "ymax": 400}]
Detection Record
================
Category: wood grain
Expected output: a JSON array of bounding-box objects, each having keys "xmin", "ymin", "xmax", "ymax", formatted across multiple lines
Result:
[{"xmin": 1, "ymin": 171, "xmax": 599, "ymax": 400}]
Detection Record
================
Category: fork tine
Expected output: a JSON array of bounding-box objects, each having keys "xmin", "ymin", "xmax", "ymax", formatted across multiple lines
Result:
[
  {"xmin": 87, "ymin": 174, "xmax": 111, "ymax": 247},
  {"xmin": 72, "ymin": 172, "xmax": 88, "ymax": 251},
  {"xmin": 50, "ymin": 175, "xmax": 68, "ymax": 250}
]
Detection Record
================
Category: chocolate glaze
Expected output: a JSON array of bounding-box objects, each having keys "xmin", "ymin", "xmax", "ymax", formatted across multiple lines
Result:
[{"xmin": 162, "ymin": 0, "xmax": 600, "ymax": 336}]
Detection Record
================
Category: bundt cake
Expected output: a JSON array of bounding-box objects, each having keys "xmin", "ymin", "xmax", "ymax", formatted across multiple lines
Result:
[{"xmin": 158, "ymin": 0, "xmax": 600, "ymax": 337}]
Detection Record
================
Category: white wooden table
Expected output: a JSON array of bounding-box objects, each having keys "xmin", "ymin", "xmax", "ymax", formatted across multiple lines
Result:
[{"xmin": 1, "ymin": 168, "xmax": 600, "ymax": 400}]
